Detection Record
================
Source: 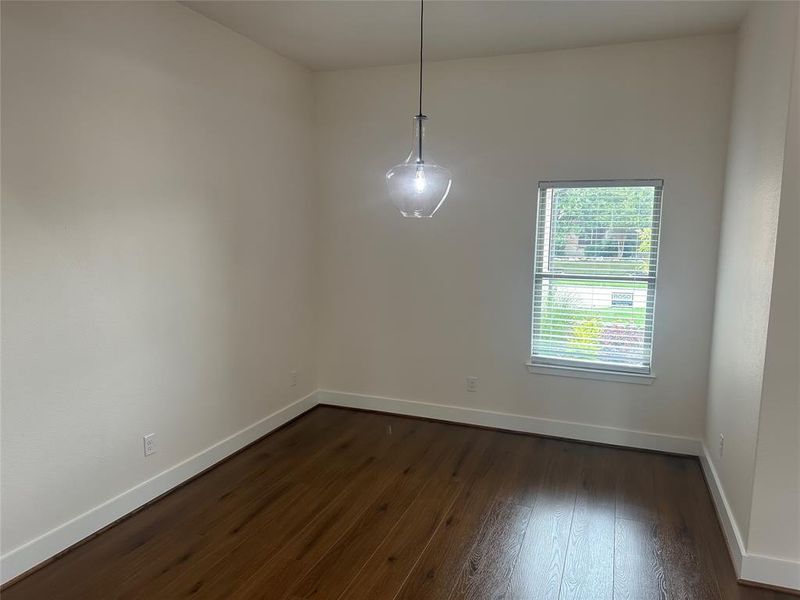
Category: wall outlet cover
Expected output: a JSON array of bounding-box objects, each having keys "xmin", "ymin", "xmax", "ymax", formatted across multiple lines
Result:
[{"xmin": 143, "ymin": 433, "xmax": 157, "ymax": 457}]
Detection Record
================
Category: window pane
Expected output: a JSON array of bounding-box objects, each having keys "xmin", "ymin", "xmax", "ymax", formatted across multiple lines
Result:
[
  {"xmin": 533, "ymin": 278, "xmax": 652, "ymax": 368},
  {"xmin": 538, "ymin": 185, "xmax": 658, "ymax": 277}
]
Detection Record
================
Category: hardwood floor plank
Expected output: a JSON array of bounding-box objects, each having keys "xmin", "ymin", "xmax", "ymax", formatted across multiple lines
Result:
[
  {"xmin": 504, "ymin": 440, "xmax": 583, "ymax": 600},
  {"xmin": 652, "ymin": 455, "xmax": 721, "ymax": 600},
  {"xmin": 337, "ymin": 475, "xmax": 462, "ymax": 600},
  {"xmin": 491, "ymin": 434, "xmax": 549, "ymax": 509},
  {"xmin": 326, "ymin": 426, "xmax": 480, "ymax": 600},
  {"xmin": 226, "ymin": 420, "xmax": 449, "ymax": 599},
  {"xmin": 616, "ymin": 448, "xmax": 659, "ymax": 524},
  {"xmin": 3, "ymin": 408, "xmax": 794, "ymax": 600},
  {"xmin": 121, "ymin": 478, "xmax": 310, "ymax": 599},
  {"xmin": 447, "ymin": 500, "xmax": 531, "ymax": 600},
  {"xmin": 157, "ymin": 468, "xmax": 372, "ymax": 599},
  {"xmin": 614, "ymin": 517, "xmax": 667, "ymax": 600},
  {"xmin": 162, "ymin": 416, "xmax": 440, "ymax": 599},
  {"xmin": 283, "ymin": 426, "xmax": 472, "ymax": 600},
  {"xmin": 391, "ymin": 486, "xmax": 493, "ymax": 600},
  {"xmin": 392, "ymin": 432, "xmax": 518, "ymax": 600},
  {"xmin": 558, "ymin": 447, "xmax": 616, "ymax": 600},
  {"xmin": 284, "ymin": 470, "xmax": 429, "ymax": 600}
]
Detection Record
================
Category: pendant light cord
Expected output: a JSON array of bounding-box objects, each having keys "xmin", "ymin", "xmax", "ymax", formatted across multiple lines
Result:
[
  {"xmin": 418, "ymin": 0, "xmax": 424, "ymax": 118},
  {"xmin": 416, "ymin": 0, "xmax": 425, "ymax": 162}
]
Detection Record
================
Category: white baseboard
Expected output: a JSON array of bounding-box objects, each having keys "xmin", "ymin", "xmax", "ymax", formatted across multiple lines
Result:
[
  {"xmin": 0, "ymin": 391, "xmax": 317, "ymax": 586},
  {"xmin": 316, "ymin": 389, "xmax": 702, "ymax": 456},
  {"xmin": 741, "ymin": 553, "xmax": 800, "ymax": 592},
  {"xmin": 699, "ymin": 445, "xmax": 746, "ymax": 573},
  {"xmin": 699, "ymin": 445, "xmax": 800, "ymax": 592}
]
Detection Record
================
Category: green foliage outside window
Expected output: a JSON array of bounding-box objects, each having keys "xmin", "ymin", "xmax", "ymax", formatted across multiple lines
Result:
[
  {"xmin": 568, "ymin": 318, "xmax": 602, "ymax": 356},
  {"xmin": 551, "ymin": 187, "xmax": 654, "ymax": 274}
]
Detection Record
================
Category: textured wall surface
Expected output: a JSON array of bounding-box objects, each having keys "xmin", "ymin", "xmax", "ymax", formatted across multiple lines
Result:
[
  {"xmin": 705, "ymin": 1, "xmax": 798, "ymax": 543},
  {"xmin": 747, "ymin": 3, "xmax": 800, "ymax": 563}
]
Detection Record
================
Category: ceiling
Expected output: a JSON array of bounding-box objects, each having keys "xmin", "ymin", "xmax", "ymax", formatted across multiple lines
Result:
[{"xmin": 182, "ymin": 0, "xmax": 750, "ymax": 71}]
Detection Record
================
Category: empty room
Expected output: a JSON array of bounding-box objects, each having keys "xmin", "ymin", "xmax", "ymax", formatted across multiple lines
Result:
[{"xmin": 1, "ymin": 0, "xmax": 799, "ymax": 598}]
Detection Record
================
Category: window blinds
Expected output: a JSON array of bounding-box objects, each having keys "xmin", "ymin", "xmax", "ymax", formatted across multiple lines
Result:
[{"xmin": 531, "ymin": 180, "xmax": 663, "ymax": 374}]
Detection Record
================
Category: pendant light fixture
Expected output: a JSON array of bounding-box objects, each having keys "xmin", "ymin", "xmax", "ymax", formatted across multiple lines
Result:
[{"xmin": 385, "ymin": 0, "xmax": 452, "ymax": 218}]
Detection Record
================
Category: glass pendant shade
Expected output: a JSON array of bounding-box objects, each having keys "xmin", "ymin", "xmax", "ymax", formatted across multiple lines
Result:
[{"xmin": 386, "ymin": 115, "xmax": 452, "ymax": 218}]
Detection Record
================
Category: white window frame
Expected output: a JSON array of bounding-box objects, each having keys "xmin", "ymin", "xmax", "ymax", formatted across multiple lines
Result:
[{"xmin": 528, "ymin": 179, "xmax": 663, "ymax": 380}]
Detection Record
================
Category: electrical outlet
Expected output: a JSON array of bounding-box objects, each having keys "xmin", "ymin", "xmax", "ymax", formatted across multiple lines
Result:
[
  {"xmin": 466, "ymin": 376, "xmax": 478, "ymax": 392},
  {"xmin": 719, "ymin": 434, "xmax": 724, "ymax": 458},
  {"xmin": 290, "ymin": 370, "xmax": 298, "ymax": 387},
  {"xmin": 143, "ymin": 433, "xmax": 157, "ymax": 457}
]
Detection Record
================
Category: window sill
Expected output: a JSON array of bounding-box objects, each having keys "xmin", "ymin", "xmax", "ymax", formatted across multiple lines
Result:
[{"xmin": 525, "ymin": 362, "xmax": 655, "ymax": 385}]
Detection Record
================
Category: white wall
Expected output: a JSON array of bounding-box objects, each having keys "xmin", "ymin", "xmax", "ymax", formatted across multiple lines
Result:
[
  {"xmin": 315, "ymin": 35, "xmax": 735, "ymax": 442},
  {"xmin": 704, "ymin": 0, "xmax": 798, "ymax": 549},
  {"xmin": 1, "ymin": 0, "xmax": 317, "ymax": 560},
  {"xmin": 747, "ymin": 4, "xmax": 800, "ymax": 566}
]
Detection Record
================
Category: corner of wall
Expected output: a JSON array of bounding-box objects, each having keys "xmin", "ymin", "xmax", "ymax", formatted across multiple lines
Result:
[{"xmin": 701, "ymin": 1, "xmax": 800, "ymax": 590}]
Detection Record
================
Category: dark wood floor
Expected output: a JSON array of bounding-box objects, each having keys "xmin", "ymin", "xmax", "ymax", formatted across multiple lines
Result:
[{"xmin": 4, "ymin": 407, "xmax": 793, "ymax": 600}]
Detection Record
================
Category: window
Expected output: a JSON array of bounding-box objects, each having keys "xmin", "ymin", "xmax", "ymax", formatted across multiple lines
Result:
[{"xmin": 530, "ymin": 180, "xmax": 663, "ymax": 376}]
